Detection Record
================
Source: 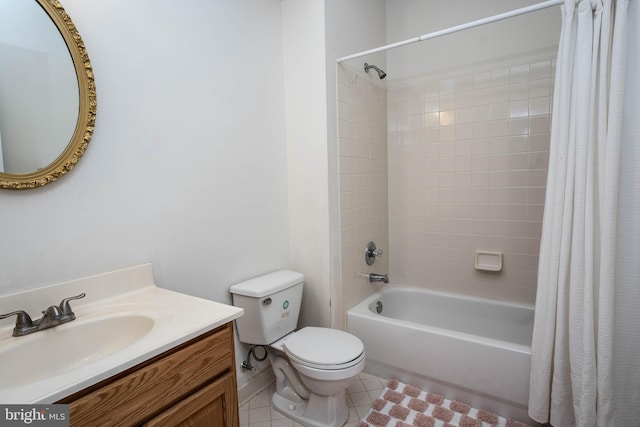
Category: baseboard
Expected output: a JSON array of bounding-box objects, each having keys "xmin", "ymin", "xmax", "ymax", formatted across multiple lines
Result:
[{"xmin": 237, "ymin": 368, "xmax": 275, "ymax": 406}]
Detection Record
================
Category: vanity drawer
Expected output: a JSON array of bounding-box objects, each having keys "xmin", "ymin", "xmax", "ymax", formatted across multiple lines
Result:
[{"xmin": 60, "ymin": 322, "xmax": 236, "ymax": 427}]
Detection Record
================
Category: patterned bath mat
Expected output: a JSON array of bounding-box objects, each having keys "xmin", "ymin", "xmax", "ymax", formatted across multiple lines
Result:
[{"xmin": 357, "ymin": 379, "xmax": 530, "ymax": 427}]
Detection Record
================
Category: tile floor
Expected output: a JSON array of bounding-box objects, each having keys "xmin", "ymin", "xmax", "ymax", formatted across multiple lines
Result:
[{"xmin": 239, "ymin": 372, "xmax": 387, "ymax": 427}]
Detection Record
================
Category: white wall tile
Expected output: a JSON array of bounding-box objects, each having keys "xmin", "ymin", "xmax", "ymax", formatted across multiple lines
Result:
[
  {"xmin": 509, "ymin": 82, "xmax": 530, "ymax": 101},
  {"xmin": 339, "ymin": 54, "xmax": 554, "ymax": 308},
  {"xmin": 510, "ymin": 64, "xmax": 530, "ymax": 83},
  {"xmin": 336, "ymin": 67, "xmax": 389, "ymax": 327},
  {"xmin": 530, "ymin": 78, "xmax": 551, "ymax": 98},
  {"xmin": 473, "ymin": 71, "xmax": 491, "ymax": 89},
  {"xmin": 530, "ymin": 60, "xmax": 552, "ymax": 80},
  {"xmin": 491, "ymin": 68, "xmax": 510, "ymax": 86},
  {"xmin": 529, "ymin": 97, "xmax": 550, "ymax": 116}
]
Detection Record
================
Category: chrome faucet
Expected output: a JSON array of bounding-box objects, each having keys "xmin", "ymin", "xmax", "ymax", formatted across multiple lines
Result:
[
  {"xmin": 0, "ymin": 293, "xmax": 85, "ymax": 337},
  {"xmin": 369, "ymin": 273, "xmax": 389, "ymax": 284}
]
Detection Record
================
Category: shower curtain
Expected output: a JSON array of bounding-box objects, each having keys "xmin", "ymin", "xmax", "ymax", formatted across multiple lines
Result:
[{"xmin": 529, "ymin": 0, "xmax": 639, "ymax": 426}]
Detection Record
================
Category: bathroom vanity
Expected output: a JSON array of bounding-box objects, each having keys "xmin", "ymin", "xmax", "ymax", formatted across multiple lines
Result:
[
  {"xmin": 58, "ymin": 322, "xmax": 238, "ymax": 426},
  {"xmin": 0, "ymin": 264, "xmax": 244, "ymax": 426}
]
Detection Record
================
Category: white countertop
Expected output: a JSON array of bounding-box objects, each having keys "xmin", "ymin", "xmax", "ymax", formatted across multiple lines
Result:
[{"xmin": 0, "ymin": 264, "xmax": 243, "ymax": 404}]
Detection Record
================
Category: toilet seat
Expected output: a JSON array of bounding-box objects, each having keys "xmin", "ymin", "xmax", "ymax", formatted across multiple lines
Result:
[{"xmin": 282, "ymin": 327, "xmax": 364, "ymax": 370}]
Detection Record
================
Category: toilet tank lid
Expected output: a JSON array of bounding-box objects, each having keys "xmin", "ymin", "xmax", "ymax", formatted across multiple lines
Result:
[{"xmin": 229, "ymin": 270, "xmax": 304, "ymax": 297}]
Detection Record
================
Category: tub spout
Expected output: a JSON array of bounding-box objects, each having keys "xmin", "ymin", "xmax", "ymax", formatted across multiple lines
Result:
[{"xmin": 369, "ymin": 273, "xmax": 389, "ymax": 283}]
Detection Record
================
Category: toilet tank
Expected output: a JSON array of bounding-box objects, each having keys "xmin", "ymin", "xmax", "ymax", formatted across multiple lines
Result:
[{"xmin": 229, "ymin": 270, "xmax": 303, "ymax": 345}]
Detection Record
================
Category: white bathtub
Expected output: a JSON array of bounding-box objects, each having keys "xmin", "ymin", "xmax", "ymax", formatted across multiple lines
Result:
[{"xmin": 346, "ymin": 286, "xmax": 535, "ymax": 423}]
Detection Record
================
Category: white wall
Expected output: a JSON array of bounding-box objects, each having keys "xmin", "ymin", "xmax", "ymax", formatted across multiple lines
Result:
[
  {"xmin": 281, "ymin": 0, "xmax": 332, "ymax": 330},
  {"xmin": 0, "ymin": 0, "xmax": 289, "ymax": 390}
]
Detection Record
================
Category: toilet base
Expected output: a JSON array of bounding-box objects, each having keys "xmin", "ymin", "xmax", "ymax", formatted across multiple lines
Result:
[{"xmin": 272, "ymin": 390, "xmax": 349, "ymax": 427}]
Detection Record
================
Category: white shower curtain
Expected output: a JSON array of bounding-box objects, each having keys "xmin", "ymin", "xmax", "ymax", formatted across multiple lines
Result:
[{"xmin": 529, "ymin": 0, "xmax": 640, "ymax": 426}]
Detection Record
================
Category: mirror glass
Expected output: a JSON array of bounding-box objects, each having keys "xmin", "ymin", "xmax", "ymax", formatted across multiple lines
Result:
[{"xmin": 0, "ymin": 0, "xmax": 95, "ymax": 189}]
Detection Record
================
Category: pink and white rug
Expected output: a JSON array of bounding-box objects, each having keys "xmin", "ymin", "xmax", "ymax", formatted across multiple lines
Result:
[{"xmin": 357, "ymin": 379, "xmax": 531, "ymax": 427}]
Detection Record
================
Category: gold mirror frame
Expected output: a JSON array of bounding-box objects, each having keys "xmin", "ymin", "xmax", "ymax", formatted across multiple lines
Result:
[{"xmin": 0, "ymin": 0, "xmax": 96, "ymax": 190}]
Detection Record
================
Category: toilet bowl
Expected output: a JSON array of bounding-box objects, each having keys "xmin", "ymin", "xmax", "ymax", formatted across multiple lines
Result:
[
  {"xmin": 276, "ymin": 326, "xmax": 365, "ymax": 386},
  {"xmin": 230, "ymin": 270, "xmax": 365, "ymax": 427},
  {"xmin": 269, "ymin": 327, "xmax": 365, "ymax": 427}
]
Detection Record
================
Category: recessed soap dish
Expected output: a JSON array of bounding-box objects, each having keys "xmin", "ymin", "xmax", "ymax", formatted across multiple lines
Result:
[{"xmin": 474, "ymin": 251, "xmax": 503, "ymax": 272}]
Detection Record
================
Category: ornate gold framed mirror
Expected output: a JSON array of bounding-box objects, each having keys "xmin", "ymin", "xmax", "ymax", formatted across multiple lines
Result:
[{"xmin": 0, "ymin": 0, "xmax": 96, "ymax": 190}]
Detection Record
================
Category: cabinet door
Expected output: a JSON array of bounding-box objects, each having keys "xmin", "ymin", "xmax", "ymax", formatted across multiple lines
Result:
[
  {"xmin": 64, "ymin": 325, "xmax": 234, "ymax": 427},
  {"xmin": 143, "ymin": 373, "xmax": 239, "ymax": 427}
]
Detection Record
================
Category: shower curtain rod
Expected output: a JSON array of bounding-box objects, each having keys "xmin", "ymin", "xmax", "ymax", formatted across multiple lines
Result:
[{"xmin": 336, "ymin": 0, "xmax": 563, "ymax": 63}]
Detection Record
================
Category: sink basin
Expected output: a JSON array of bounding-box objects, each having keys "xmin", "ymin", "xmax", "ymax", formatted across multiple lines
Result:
[{"xmin": 0, "ymin": 314, "xmax": 154, "ymax": 388}]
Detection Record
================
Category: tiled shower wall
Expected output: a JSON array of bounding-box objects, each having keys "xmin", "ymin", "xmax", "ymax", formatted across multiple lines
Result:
[
  {"xmin": 336, "ymin": 53, "xmax": 555, "ymax": 327},
  {"xmin": 336, "ymin": 66, "xmax": 389, "ymax": 329},
  {"xmin": 388, "ymin": 55, "xmax": 555, "ymax": 304}
]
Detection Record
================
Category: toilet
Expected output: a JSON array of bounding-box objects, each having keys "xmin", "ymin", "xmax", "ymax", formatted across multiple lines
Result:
[{"xmin": 230, "ymin": 270, "xmax": 365, "ymax": 427}]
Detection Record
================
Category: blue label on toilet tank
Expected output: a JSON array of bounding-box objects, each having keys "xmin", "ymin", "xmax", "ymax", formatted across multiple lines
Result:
[{"xmin": 283, "ymin": 300, "xmax": 289, "ymax": 310}]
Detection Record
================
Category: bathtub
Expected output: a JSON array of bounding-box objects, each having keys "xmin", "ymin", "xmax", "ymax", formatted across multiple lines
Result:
[{"xmin": 346, "ymin": 286, "xmax": 535, "ymax": 423}]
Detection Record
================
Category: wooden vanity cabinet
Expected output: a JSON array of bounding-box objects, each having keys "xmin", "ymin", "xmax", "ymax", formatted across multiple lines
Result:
[{"xmin": 57, "ymin": 322, "xmax": 239, "ymax": 427}]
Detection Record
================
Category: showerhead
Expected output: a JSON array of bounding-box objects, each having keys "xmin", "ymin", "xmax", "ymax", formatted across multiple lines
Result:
[{"xmin": 364, "ymin": 62, "xmax": 386, "ymax": 79}]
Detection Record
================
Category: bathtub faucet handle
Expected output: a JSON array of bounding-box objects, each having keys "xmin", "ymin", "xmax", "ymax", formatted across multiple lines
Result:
[{"xmin": 365, "ymin": 241, "xmax": 383, "ymax": 265}]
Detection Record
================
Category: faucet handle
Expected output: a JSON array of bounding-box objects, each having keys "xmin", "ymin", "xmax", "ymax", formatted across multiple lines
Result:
[
  {"xmin": 42, "ymin": 305, "xmax": 63, "ymax": 319},
  {"xmin": 59, "ymin": 293, "xmax": 86, "ymax": 316},
  {"xmin": 0, "ymin": 310, "xmax": 34, "ymax": 328},
  {"xmin": 365, "ymin": 241, "xmax": 384, "ymax": 265}
]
